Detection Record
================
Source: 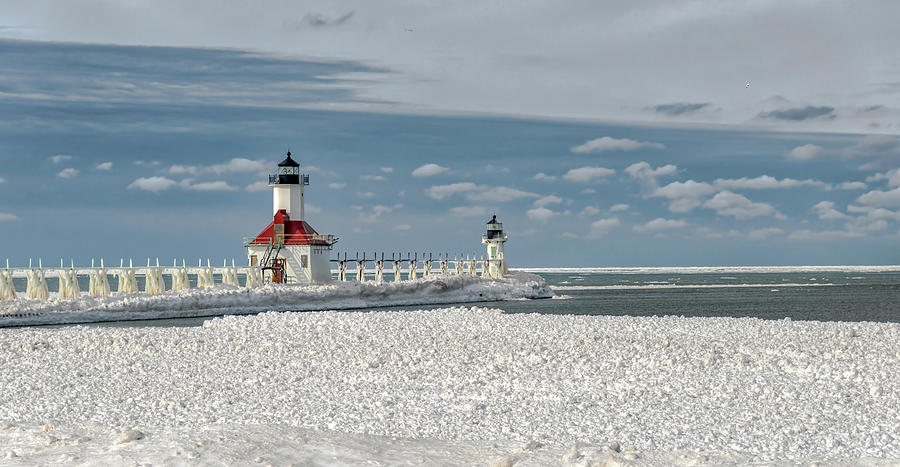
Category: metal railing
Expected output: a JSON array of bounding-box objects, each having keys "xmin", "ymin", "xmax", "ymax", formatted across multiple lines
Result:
[
  {"xmin": 243, "ymin": 233, "xmax": 338, "ymax": 247},
  {"xmin": 267, "ymin": 174, "xmax": 310, "ymax": 185}
]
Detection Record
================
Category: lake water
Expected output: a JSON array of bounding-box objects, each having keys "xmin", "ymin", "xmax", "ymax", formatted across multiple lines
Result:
[{"xmin": 80, "ymin": 269, "xmax": 900, "ymax": 328}]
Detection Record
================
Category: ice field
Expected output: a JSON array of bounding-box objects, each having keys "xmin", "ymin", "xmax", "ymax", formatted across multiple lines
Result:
[{"xmin": 1, "ymin": 306, "xmax": 898, "ymax": 465}]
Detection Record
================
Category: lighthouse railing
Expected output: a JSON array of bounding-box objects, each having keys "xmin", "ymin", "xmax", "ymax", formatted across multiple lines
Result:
[{"xmin": 243, "ymin": 233, "xmax": 338, "ymax": 247}]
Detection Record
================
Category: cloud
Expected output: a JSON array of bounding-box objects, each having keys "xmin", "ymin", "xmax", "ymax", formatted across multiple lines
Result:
[
  {"xmin": 57, "ymin": 168, "xmax": 78, "ymax": 178},
  {"xmin": 0, "ymin": 213, "xmax": 19, "ymax": 222},
  {"xmin": 284, "ymin": 12, "xmax": 354, "ymax": 29},
  {"xmin": 588, "ymin": 217, "xmax": 621, "ymax": 239},
  {"xmin": 185, "ymin": 181, "xmax": 237, "ymax": 191},
  {"xmin": 571, "ymin": 136, "xmax": 664, "ymax": 154},
  {"xmin": 328, "ymin": 182, "xmax": 346, "ymax": 190},
  {"xmin": 610, "ymin": 203, "xmax": 630, "ymax": 212},
  {"xmin": 703, "ymin": 191, "xmax": 776, "ymax": 219},
  {"xmin": 533, "ymin": 172, "xmax": 557, "ymax": 181},
  {"xmin": 847, "ymin": 205, "xmax": 900, "ymax": 221},
  {"xmin": 651, "ymin": 102, "xmax": 711, "ymax": 116},
  {"xmin": 245, "ymin": 180, "xmax": 269, "ymax": 192},
  {"xmin": 787, "ymin": 229, "xmax": 865, "ymax": 241},
  {"xmin": 856, "ymin": 187, "xmax": 900, "ymax": 207},
  {"xmin": 526, "ymin": 207, "xmax": 558, "ymax": 222},
  {"xmin": 380, "ymin": 167, "xmax": 394, "ymax": 173},
  {"xmin": 95, "ymin": 161, "xmax": 113, "ymax": 170},
  {"xmin": 210, "ymin": 158, "xmax": 267, "ymax": 174},
  {"xmin": 0, "ymin": 177, "xmax": 4, "ymax": 183},
  {"xmin": 449, "ymin": 206, "xmax": 489, "ymax": 217},
  {"xmin": 787, "ymin": 144, "xmax": 822, "ymax": 162},
  {"xmin": 169, "ymin": 165, "xmax": 198, "ymax": 175},
  {"xmin": 580, "ymin": 206, "xmax": 601, "ymax": 216},
  {"xmin": 533, "ymin": 195, "xmax": 563, "ymax": 208},
  {"xmin": 412, "ymin": 163, "xmax": 449, "ymax": 177},
  {"xmin": 393, "ymin": 224, "xmax": 411, "ymax": 231},
  {"xmin": 356, "ymin": 191, "xmax": 375, "ymax": 198},
  {"xmin": 580, "ymin": 188, "xmax": 596, "ymax": 194},
  {"xmin": 305, "ymin": 203, "xmax": 323, "ymax": 215},
  {"xmin": 634, "ymin": 218, "xmax": 687, "ymax": 232},
  {"xmin": 866, "ymin": 168, "xmax": 900, "ymax": 188},
  {"xmin": 467, "ymin": 187, "xmax": 540, "ymax": 202},
  {"xmin": 650, "ymin": 180, "xmax": 716, "ymax": 212},
  {"xmin": 713, "ymin": 175, "xmax": 829, "ymax": 190},
  {"xmin": 361, "ymin": 174, "xmax": 385, "ymax": 181},
  {"xmin": 812, "ymin": 201, "xmax": 847, "ymax": 220},
  {"xmin": 128, "ymin": 176, "xmax": 177, "ymax": 192},
  {"xmin": 845, "ymin": 135, "xmax": 900, "ymax": 168},
  {"xmin": 358, "ymin": 203, "xmax": 401, "ymax": 223},
  {"xmin": 50, "ymin": 154, "xmax": 72, "ymax": 164},
  {"xmin": 562, "ymin": 166, "xmax": 615, "ymax": 183},
  {"xmin": 746, "ymin": 228, "xmax": 784, "ymax": 240},
  {"xmin": 837, "ymin": 181, "xmax": 867, "ymax": 190},
  {"xmin": 426, "ymin": 182, "xmax": 479, "ymax": 200},
  {"xmin": 758, "ymin": 106, "xmax": 835, "ymax": 121},
  {"xmin": 625, "ymin": 162, "xmax": 677, "ymax": 183}
]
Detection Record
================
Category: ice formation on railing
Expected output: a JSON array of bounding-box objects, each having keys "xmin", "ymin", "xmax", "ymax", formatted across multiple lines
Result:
[
  {"xmin": 393, "ymin": 260, "xmax": 402, "ymax": 283},
  {"xmin": 338, "ymin": 261, "xmax": 347, "ymax": 282},
  {"xmin": 222, "ymin": 259, "xmax": 239, "ymax": 287},
  {"xmin": 244, "ymin": 266, "xmax": 263, "ymax": 288},
  {"xmin": 25, "ymin": 259, "xmax": 50, "ymax": 300},
  {"xmin": 468, "ymin": 257, "xmax": 477, "ymax": 276},
  {"xmin": 89, "ymin": 259, "xmax": 111, "ymax": 297},
  {"xmin": 355, "ymin": 260, "xmax": 365, "ymax": 282},
  {"xmin": 374, "ymin": 259, "xmax": 384, "ymax": 283},
  {"xmin": 407, "ymin": 259, "xmax": 417, "ymax": 281},
  {"xmin": 196, "ymin": 259, "xmax": 214, "ymax": 288},
  {"xmin": 424, "ymin": 260, "xmax": 432, "ymax": 277},
  {"xmin": 0, "ymin": 263, "xmax": 15, "ymax": 300}
]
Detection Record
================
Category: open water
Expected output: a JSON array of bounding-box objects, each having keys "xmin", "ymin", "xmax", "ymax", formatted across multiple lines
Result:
[{"xmin": 80, "ymin": 269, "xmax": 900, "ymax": 328}]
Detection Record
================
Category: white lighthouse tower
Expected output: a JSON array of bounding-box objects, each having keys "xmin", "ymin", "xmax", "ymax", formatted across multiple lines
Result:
[
  {"xmin": 482, "ymin": 215, "xmax": 508, "ymax": 277},
  {"xmin": 245, "ymin": 151, "xmax": 337, "ymax": 284}
]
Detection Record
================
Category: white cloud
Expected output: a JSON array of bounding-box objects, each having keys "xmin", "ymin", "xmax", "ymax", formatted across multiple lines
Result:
[
  {"xmin": 186, "ymin": 181, "xmax": 238, "ymax": 191},
  {"xmin": 169, "ymin": 165, "xmax": 198, "ymax": 175},
  {"xmin": 580, "ymin": 206, "xmax": 601, "ymax": 216},
  {"xmin": 533, "ymin": 172, "xmax": 557, "ymax": 181},
  {"xmin": 210, "ymin": 158, "xmax": 267, "ymax": 174},
  {"xmin": 128, "ymin": 176, "xmax": 177, "ymax": 192},
  {"xmin": 747, "ymin": 227, "xmax": 784, "ymax": 240},
  {"xmin": 0, "ymin": 177, "xmax": 5, "ymax": 183},
  {"xmin": 358, "ymin": 203, "xmax": 402, "ymax": 223},
  {"xmin": 380, "ymin": 167, "xmax": 394, "ymax": 173},
  {"xmin": 572, "ymin": 137, "xmax": 664, "ymax": 154},
  {"xmin": 0, "ymin": 213, "xmax": 19, "ymax": 222},
  {"xmin": 561, "ymin": 232, "xmax": 579, "ymax": 239},
  {"xmin": 625, "ymin": 162, "xmax": 677, "ymax": 183},
  {"xmin": 449, "ymin": 206, "xmax": 489, "ymax": 217},
  {"xmin": 713, "ymin": 175, "xmax": 828, "ymax": 190},
  {"xmin": 580, "ymin": 188, "xmax": 597, "ymax": 194},
  {"xmin": 412, "ymin": 163, "xmax": 449, "ymax": 177},
  {"xmin": 845, "ymin": 135, "xmax": 900, "ymax": 169},
  {"xmin": 356, "ymin": 191, "xmax": 376, "ymax": 198},
  {"xmin": 610, "ymin": 203, "xmax": 630, "ymax": 212},
  {"xmin": 847, "ymin": 205, "xmax": 900, "ymax": 221},
  {"xmin": 533, "ymin": 195, "xmax": 563, "ymax": 208},
  {"xmin": 95, "ymin": 161, "xmax": 113, "ymax": 170},
  {"xmin": 650, "ymin": 180, "xmax": 716, "ymax": 212},
  {"xmin": 703, "ymin": 191, "xmax": 776, "ymax": 219},
  {"xmin": 467, "ymin": 187, "xmax": 540, "ymax": 202},
  {"xmin": 812, "ymin": 201, "xmax": 847, "ymax": 220},
  {"xmin": 526, "ymin": 207, "xmax": 558, "ymax": 222},
  {"xmin": 562, "ymin": 166, "xmax": 615, "ymax": 183},
  {"xmin": 245, "ymin": 180, "xmax": 269, "ymax": 192},
  {"xmin": 426, "ymin": 182, "xmax": 479, "ymax": 200},
  {"xmin": 57, "ymin": 168, "xmax": 79, "ymax": 178},
  {"xmin": 866, "ymin": 168, "xmax": 900, "ymax": 188},
  {"xmin": 393, "ymin": 224, "xmax": 411, "ymax": 231},
  {"xmin": 786, "ymin": 144, "xmax": 822, "ymax": 162},
  {"xmin": 588, "ymin": 217, "xmax": 621, "ymax": 238},
  {"xmin": 634, "ymin": 218, "xmax": 687, "ymax": 232},
  {"xmin": 856, "ymin": 187, "xmax": 900, "ymax": 207},
  {"xmin": 837, "ymin": 181, "xmax": 867, "ymax": 190},
  {"xmin": 328, "ymin": 182, "xmax": 346, "ymax": 190},
  {"xmin": 788, "ymin": 229, "xmax": 865, "ymax": 241},
  {"xmin": 50, "ymin": 154, "xmax": 72, "ymax": 164},
  {"xmin": 361, "ymin": 174, "xmax": 385, "ymax": 181}
]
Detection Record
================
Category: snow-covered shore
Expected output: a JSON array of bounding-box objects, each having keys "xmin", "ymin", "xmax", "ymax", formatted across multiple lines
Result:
[
  {"xmin": 1, "ymin": 307, "xmax": 897, "ymax": 465},
  {"xmin": 0, "ymin": 272, "xmax": 552, "ymax": 326}
]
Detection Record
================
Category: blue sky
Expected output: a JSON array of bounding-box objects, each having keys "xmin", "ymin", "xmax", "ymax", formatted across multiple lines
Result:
[{"xmin": 1, "ymin": 6, "xmax": 900, "ymax": 266}]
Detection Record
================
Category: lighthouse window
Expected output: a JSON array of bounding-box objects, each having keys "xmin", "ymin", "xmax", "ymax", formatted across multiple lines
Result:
[
  {"xmin": 491, "ymin": 246, "xmax": 497, "ymax": 256},
  {"xmin": 301, "ymin": 255, "xmax": 309, "ymax": 268},
  {"xmin": 250, "ymin": 255, "xmax": 258, "ymax": 266}
]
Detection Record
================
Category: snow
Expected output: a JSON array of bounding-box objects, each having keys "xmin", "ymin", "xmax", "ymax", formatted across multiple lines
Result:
[
  {"xmin": 552, "ymin": 283, "xmax": 837, "ymax": 291},
  {"xmin": 0, "ymin": 307, "xmax": 898, "ymax": 464},
  {"xmin": 518, "ymin": 266, "xmax": 900, "ymax": 274},
  {"xmin": 0, "ymin": 272, "xmax": 552, "ymax": 326}
]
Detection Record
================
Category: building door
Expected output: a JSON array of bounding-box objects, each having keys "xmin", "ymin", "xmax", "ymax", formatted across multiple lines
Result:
[{"xmin": 272, "ymin": 258, "xmax": 286, "ymax": 283}]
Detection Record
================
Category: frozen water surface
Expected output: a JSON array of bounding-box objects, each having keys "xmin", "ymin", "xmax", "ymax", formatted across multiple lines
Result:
[{"xmin": 0, "ymin": 306, "xmax": 898, "ymax": 465}]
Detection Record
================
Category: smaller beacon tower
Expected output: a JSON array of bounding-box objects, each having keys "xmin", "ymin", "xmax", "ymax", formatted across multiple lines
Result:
[
  {"xmin": 245, "ymin": 152, "xmax": 337, "ymax": 284},
  {"xmin": 482, "ymin": 215, "xmax": 508, "ymax": 277}
]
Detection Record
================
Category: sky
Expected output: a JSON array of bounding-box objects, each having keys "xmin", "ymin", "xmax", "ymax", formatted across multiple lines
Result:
[{"xmin": 1, "ymin": 1, "xmax": 899, "ymax": 267}]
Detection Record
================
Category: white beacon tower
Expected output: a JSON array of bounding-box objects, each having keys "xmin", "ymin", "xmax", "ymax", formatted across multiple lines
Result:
[
  {"xmin": 246, "ymin": 151, "xmax": 337, "ymax": 284},
  {"xmin": 482, "ymin": 215, "xmax": 508, "ymax": 278}
]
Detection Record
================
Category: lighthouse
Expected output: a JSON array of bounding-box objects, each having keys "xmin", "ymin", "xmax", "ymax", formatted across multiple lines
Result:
[
  {"xmin": 482, "ymin": 215, "xmax": 508, "ymax": 277},
  {"xmin": 245, "ymin": 152, "xmax": 337, "ymax": 284}
]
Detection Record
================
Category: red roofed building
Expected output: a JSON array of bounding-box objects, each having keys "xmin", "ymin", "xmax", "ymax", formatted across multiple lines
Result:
[{"xmin": 245, "ymin": 152, "xmax": 337, "ymax": 283}]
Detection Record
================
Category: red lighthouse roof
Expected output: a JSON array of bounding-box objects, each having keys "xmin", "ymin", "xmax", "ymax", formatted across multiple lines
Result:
[{"xmin": 247, "ymin": 209, "xmax": 335, "ymax": 246}]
